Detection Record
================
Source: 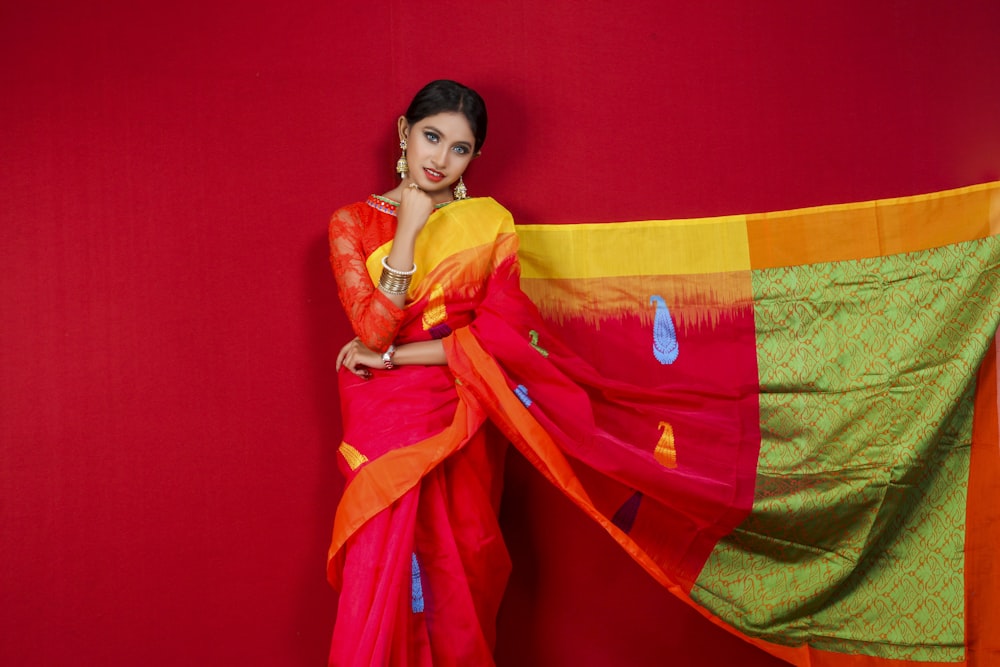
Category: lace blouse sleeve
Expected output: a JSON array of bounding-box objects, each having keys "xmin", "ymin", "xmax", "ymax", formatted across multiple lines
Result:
[{"xmin": 328, "ymin": 205, "xmax": 404, "ymax": 352}]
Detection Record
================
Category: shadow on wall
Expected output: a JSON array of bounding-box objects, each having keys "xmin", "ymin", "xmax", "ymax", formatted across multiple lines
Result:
[{"xmin": 300, "ymin": 230, "xmax": 350, "ymax": 660}]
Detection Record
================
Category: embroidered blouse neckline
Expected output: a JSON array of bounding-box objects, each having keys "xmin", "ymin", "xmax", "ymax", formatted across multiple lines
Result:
[{"xmin": 366, "ymin": 194, "xmax": 453, "ymax": 216}]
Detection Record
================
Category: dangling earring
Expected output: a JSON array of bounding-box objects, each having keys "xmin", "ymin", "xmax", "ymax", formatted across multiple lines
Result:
[
  {"xmin": 453, "ymin": 176, "xmax": 468, "ymax": 200},
  {"xmin": 396, "ymin": 140, "xmax": 408, "ymax": 177}
]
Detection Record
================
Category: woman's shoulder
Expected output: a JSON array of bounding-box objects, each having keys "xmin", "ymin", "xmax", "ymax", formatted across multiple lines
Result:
[
  {"xmin": 329, "ymin": 197, "xmax": 380, "ymax": 231},
  {"xmin": 330, "ymin": 197, "xmax": 371, "ymax": 218}
]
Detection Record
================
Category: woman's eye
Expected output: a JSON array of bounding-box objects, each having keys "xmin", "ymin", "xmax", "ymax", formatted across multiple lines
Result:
[
  {"xmin": 453, "ymin": 146, "xmax": 469, "ymax": 155},
  {"xmin": 424, "ymin": 131, "xmax": 439, "ymax": 143}
]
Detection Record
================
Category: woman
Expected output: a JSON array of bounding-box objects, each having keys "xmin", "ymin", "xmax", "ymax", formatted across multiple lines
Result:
[
  {"xmin": 327, "ymin": 80, "xmax": 999, "ymax": 666},
  {"xmin": 327, "ymin": 80, "xmax": 514, "ymax": 665}
]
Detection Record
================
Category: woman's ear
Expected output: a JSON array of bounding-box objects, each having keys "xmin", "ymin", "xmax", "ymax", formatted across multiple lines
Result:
[{"xmin": 397, "ymin": 116, "xmax": 409, "ymax": 143}]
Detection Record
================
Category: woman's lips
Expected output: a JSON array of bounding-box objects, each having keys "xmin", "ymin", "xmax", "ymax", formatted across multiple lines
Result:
[{"xmin": 423, "ymin": 167, "xmax": 444, "ymax": 183}]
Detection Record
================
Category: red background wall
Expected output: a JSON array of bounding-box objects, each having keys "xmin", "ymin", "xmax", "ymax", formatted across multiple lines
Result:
[{"xmin": 2, "ymin": 2, "xmax": 998, "ymax": 665}]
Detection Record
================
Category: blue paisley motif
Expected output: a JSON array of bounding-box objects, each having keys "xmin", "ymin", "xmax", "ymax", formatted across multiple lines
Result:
[
  {"xmin": 514, "ymin": 384, "xmax": 533, "ymax": 408},
  {"xmin": 649, "ymin": 295, "xmax": 679, "ymax": 364},
  {"xmin": 411, "ymin": 553, "xmax": 425, "ymax": 613}
]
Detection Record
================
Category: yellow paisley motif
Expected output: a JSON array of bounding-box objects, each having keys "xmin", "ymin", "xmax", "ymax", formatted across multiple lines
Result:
[
  {"xmin": 422, "ymin": 283, "xmax": 447, "ymax": 330},
  {"xmin": 654, "ymin": 421, "xmax": 677, "ymax": 469},
  {"xmin": 338, "ymin": 442, "xmax": 369, "ymax": 471}
]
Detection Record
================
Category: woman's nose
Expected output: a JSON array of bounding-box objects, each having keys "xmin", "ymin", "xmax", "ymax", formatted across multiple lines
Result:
[{"xmin": 432, "ymin": 145, "xmax": 449, "ymax": 167}]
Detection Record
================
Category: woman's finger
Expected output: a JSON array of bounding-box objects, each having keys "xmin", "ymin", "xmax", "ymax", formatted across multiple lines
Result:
[
  {"xmin": 335, "ymin": 338, "xmax": 374, "ymax": 380},
  {"xmin": 336, "ymin": 338, "xmax": 359, "ymax": 371},
  {"xmin": 343, "ymin": 352, "xmax": 371, "ymax": 379}
]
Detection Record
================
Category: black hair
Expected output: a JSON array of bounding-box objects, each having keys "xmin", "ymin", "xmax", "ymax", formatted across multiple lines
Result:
[{"xmin": 404, "ymin": 80, "xmax": 488, "ymax": 153}]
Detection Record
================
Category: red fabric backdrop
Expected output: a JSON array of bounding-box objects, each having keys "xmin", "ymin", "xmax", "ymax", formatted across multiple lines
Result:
[{"xmin": 2, "ymin": 2, "xmax": 998, "ymax": 665}]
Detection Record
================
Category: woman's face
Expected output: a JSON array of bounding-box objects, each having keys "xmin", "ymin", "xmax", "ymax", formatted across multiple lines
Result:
[{"xmin": 400, "ymin": 111, "xmax": 476, "ymax": 199}]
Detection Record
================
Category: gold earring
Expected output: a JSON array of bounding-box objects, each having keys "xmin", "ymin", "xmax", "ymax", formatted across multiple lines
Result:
[
  {"xmin": 396, "ymin": 140, "xmax": 408, "ymax": 177},
  {"xmin": 453, "ymin": 176, "xmax": 468, "ymax": 200}
]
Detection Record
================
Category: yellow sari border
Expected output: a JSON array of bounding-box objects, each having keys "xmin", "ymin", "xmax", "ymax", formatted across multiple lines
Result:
[{"xmin": 518, "ymin": 215, "xmax": 751, "ymax": 278}]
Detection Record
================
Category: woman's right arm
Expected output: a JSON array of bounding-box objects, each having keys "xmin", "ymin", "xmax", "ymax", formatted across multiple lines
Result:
[
  {"xmin": 379, "ymin": 184, "xmax": 436, "ymax": 307},
  {"xmin": 328, "ymin": 206, "xmax": 405, "ymax": 352},
  {"xmin": 328, "ymin": 189, "xmax": 436, "ymax": 352}
]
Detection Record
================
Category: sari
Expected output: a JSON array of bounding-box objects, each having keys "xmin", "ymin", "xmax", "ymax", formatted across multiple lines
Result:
[{"xmin": 328, "ymin": 183, "xmax": 1000, "ymax": 666}]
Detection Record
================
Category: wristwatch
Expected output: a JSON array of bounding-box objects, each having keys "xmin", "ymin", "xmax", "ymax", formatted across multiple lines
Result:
[{"xmin": 382, "ymin": 344, "xmax": 396, "ymax": 370}]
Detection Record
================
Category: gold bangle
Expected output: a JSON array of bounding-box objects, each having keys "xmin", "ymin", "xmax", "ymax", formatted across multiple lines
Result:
[
  {"xmin": 378, "ymin": 270, "xmax": 410, "ymax": 295},
  {"xmin": 379, "ymin": 270, "xmax": 410, "ymax": 289}
]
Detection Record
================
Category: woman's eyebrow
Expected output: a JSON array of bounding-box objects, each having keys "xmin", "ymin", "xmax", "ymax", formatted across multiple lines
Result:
[{"xmin": 424, "ymin": 125, "xmax": 472, "ymax": 148}]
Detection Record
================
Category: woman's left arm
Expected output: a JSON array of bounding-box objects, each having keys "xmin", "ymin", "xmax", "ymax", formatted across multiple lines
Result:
[
  {"xmin": 391, "ymin": 340, "xmax": 446, "ymax": 366},
  {"xmin": 336, "ymin": 338, "xmax": 446, "ymax": 377}
]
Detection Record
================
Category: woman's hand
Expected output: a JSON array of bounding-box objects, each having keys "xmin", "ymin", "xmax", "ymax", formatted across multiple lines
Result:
[
  {"xmin": 381, "ymin": 181, "xmax": 432, "ymax": 308},
  {"xmin": 396, "ymin": 180, "xmax": 435, "ymax": 238},
  {"xmin": 336, "ymin": 337, "xmax": 381, "ymax": 379}
]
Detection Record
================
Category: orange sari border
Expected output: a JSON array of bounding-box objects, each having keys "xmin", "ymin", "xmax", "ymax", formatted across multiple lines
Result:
[
  {"xmin": 966, "ymin": 335, "xmax": 1000, "ymax": 666},
  {"xmin": 746, "ymin": 180, "xmax": 1000, "ymax": 269}
]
